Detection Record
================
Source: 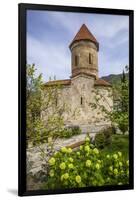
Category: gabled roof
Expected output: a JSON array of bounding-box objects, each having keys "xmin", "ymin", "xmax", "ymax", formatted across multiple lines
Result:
[
  {"xmin": 69, "ymin": 24, "xmax": 99, "ymax": 50},
  {"xmin": 43, "ymin": 79, "xmax": 71, "ymax": 87},
  {"xmin": 94, "ymin": 79, "xmax": 112, "ymax": 87}
]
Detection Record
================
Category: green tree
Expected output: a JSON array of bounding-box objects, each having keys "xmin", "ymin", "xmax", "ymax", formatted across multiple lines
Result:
[
  {"xmin": 26, "ymin": 64, "xmax": 72, "ymax": 147},
  {"xmin": 90, "ymin": 66, "xmax": 129, "ymax": 134},
  {"xmin": 26, "ymin": 64, "xmax": 80, "ymax": 180},
  {"xmin": 26, "ymin": 64, "xmax": 44, "ymax": 145},
  {"xmin": 112, "ymin": 66, "xmax": 129, "ymax": 134}
]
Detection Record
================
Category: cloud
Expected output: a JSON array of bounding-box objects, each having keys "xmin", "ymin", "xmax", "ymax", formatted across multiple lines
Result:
[
  {"xmin": 92, "ymin": 14, "xmax": 129, "ymax": 39},
  {"xmin": 99, "ymin": 47, "xmax": 129, "ymax": 76},
  {"xmin": 40, "ymin": 11, "xmax": 129, "ymax": 40},
  {"xmin": 27, "ymin": 34, "xmax": 71, "ymax": 81},
  {"xmin": 27, "ymin": 10, "xmax": 129, "ymax": 80}
]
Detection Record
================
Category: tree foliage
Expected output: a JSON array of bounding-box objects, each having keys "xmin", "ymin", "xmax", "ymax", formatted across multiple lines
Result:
[
  {"xmin": 26, "ymin": 64, "xmax": 81, "ymax": 147},
  {"xmin": 26, "ymin": 64, "xmax": 44, "ymax": 145},
  {"xmin": 90, "ymin": 66, "xmax": 129, "ymax": 134},
  {"xmin": 26, "ymin": 64, "xmax": 65, "ymax": 146},
  {"xmin": 112, "ymin": 66, "xmax": 129, "ymax": 134}
]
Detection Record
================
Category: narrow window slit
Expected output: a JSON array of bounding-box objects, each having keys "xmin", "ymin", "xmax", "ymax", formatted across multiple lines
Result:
[
  {"xmin": 81, "ymin": 97, "xmax": 83, "ymax": 105},
  {"xmin": 55, "ymin": 98, "xmax": 58, "ymax": 106},
  {"xmin": 75, "ymin": 55, "xmax": 79, "ymax": 66},
  {"xmin": 89, "ymin": 53, "xmax": 92, "ymax": 64}
]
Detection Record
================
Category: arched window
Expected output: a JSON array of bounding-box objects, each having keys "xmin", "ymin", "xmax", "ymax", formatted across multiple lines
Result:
[
  {"xmin": 75, "ymin": 55, "xmax": 79, "ymax": 66},
  {"xmin": 89, "ymin": 53, "xmax": 92, "ymax": 64}
]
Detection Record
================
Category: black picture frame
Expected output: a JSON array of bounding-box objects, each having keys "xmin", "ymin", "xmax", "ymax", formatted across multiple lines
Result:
[{"xmin": 18, "ymin": 3, "xmax": 134, "ymax": 196}]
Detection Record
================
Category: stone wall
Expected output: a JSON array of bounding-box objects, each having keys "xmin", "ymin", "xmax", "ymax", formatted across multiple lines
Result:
[
  {"xmin": 70, "ymin": 40, "xmax": 98, "ymax": 78},
  {"xmin": 42, "ymin": 74, "xmax": 113, "ymax": 133}
]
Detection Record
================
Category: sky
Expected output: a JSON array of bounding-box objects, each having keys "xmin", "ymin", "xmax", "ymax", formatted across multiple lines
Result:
[{"xmin": 27, "ymin": 10, "xmax": 129, "ymax": 82}]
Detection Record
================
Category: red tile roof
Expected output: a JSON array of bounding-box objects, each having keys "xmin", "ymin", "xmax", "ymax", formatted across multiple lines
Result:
[
  {"xmin": 43, "ymin": 79, "xmax": 71, "ymax": 87},
  {"xmin": 94, "ymin": 79, "xmax": 112, "ymax": 87},
  {"xmin": 69, "ymin": 24, "xmax": 99, "ymax": 50},
  {"xmin": 43, "ymin": 78, "xmax": 111, "ymax": 87}
]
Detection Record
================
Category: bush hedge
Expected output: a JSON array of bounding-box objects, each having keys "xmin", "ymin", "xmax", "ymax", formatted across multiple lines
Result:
[
  {"xmin": 41, "ymin": 136, "xmax": 129, "ymax": 190},
  {"xmin": 95, "ymin": 127, "xmax": 113, "ymax": 149}
]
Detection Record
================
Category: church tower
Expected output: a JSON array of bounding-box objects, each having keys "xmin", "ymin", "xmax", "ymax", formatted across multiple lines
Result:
[
  {"xmin": 43, "ymin": 23, "xmax": 113, "ymax": 133},
  {"xmin": 69, "ymin": 24, "xmax": 99, "ymax": 79}
]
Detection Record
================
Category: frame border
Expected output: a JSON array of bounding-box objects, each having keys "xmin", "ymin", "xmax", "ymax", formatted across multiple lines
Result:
[{"xmin": 18, "ymin": 3, "xmax": 134, "ymax": 196}]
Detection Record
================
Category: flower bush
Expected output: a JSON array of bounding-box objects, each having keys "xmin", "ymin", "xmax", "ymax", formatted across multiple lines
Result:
[{"xmin": 41, "ymin": 137, "xmax": 129, "ymax": 190}]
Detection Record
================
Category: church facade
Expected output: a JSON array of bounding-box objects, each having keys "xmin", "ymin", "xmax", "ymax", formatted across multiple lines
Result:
[{"xmin": 43, "ymin": 24, "xmax": 113, "ymax": 133}]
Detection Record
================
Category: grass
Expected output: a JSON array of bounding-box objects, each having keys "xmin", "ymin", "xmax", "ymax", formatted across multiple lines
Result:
[{"xmin": 101, "ymin": 134, "xmax": 129, "ymax": 159}]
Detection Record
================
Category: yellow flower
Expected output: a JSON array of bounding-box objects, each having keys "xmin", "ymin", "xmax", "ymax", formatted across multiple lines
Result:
[
  {"xmin": 59, "ymin": 162, "xmax": 66, "ymax": 170},
  {"xmin": 61, "ymin": 147, "xmax": 67, "ymax": 153},
  {"xmin": 85, "ymin": 136, "xmax": 90, "ymax": 142},
  {"xmin": 68, "ymin": 163, "xmax": 74, "ymax": 169},
  {"xmin": 80, "ymin": 145, "xmax": 83, "ymax": 150},
  {"xmin": 49, "ymin": 157, "xmax": 55, "ymax": 166},
  {"xmin": 95, "ymin": 163, "xmax": 100, "ymax": 170},
  {"xmin": 109, "ymin": 166, "xmax": 113, "ymax": 171},
  {"xmin": 84, "ymin": 145, "xmax": 90, "ymax": 152},
  {"xmin": 63, "ymin": 173, "xmax": 69, "ymax": 180},
  {"xmin": 106, "ymin": 154, "xmax": 110, "ymax": 159},
  {"xmin": 113, "ymin": 154, "xmax": 118, "ymax": 160},
  {"xmin": 67, "ymin": 148, "xmax": 72, "ymax": 153},
  {"xmin": 77, "ymin": 152, "xmax": 80, "ymax": 156},
  {"xmin": 49, "ymin": 170, "xmax": 54, "ymax": 177},
  {"xmin": 75, "ymin": 175, "xmax": 81, "ymax": 184},
  {"xmin": 93, "ymin": 148, "xmax": 99, "ymax": 154},
  {"xmin": 119, "ymin": 162, "xmax": 123, "ymax": 167},
  {"xmin": 61, "ymin": 174, "xmax": 64, "ymax": 181},
  {"xmin": 114, "ymin": 168, "xmax": 118, "ymax": 175},
  {"xmin": 69, "ymin": 157, "xmax": 74, "ymax": 163},
  {"xmin": 118, "ymin": 151, "xmax": 122, "ymax": 157},
  {"xmin": 86, "ymin": 160, "xmax": 92, "ymax": 167}
]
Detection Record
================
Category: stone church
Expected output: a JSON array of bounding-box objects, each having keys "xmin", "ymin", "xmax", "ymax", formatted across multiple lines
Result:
[{"xmin": 43, "ymin": 24, "xmax": 113, "ymax": 133}]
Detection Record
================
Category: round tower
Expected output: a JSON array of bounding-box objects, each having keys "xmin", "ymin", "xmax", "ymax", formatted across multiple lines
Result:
[{"xmin": 69, "ymin": 24, "xmax": 99, "ymax": 79}]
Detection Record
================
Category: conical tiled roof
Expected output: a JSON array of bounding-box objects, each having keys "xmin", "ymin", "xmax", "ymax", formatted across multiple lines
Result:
[{"xmin": 69, "ymin": 24, "xmax": 99, "ymax": 50}]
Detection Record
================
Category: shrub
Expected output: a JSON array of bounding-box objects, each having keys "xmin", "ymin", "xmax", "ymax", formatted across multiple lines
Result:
[
  {"xmin": 60, "ymin": 125, "xmax": 81, "ymax": 138},
  {"xmin": 95, "ymin": 132, "xmax": 106, "ymax": 149},
  {"xmin": 41, "ymin": 138, "xmax": 129, "ymax": 190},
  {"xmin": 112, "ymin": 112, "xmax": 128, "ymax": 134},
  {"xmin": 60, "ymin": 128, "xmax": 73, "ymax": 138},
  {"xmin": 103, "ymin": 127, "xmax": 112, "ymax": 146},
  {"xmin": 95, "ymin": 127, "xmax": 112, "ymax": 149},
  {"xmin": 71, "ymin": 126, "xmax": 81, "ymax": 136}
]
